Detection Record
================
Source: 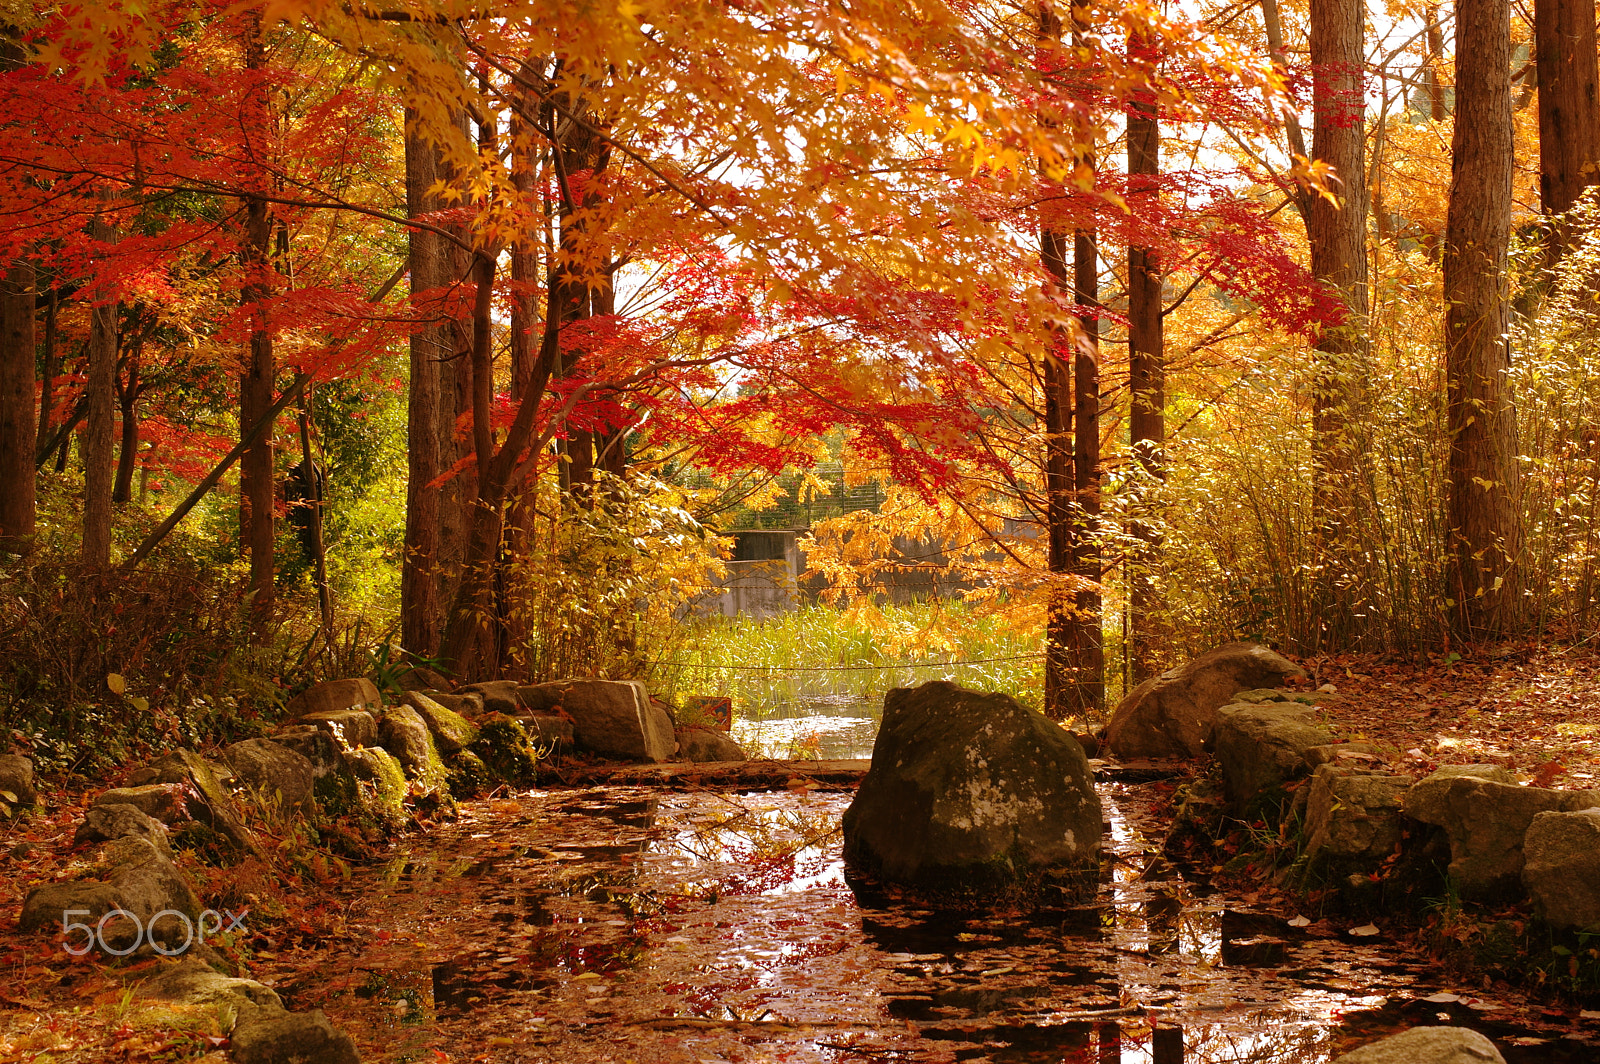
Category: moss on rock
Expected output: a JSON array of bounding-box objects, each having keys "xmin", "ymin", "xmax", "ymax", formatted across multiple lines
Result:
[
  {"xmin": 445, "ymin": 749, "xmax": 492, "ymax": 798},
  {"xmin": 344, "ymin": 748, "xmax": 408, "ymax": 830},
  {"xmin": 472, "ymin": 713, "xmax": 539, "ymax": 784}
]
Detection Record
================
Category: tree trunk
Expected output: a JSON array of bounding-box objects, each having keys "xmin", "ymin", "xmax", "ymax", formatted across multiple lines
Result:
[
  {"xmin": 1445, "ymin": 0, "xmax": 1522, "ymax": 639},
  {"xmin": 1067, "ymin": 222, "xmax": 1104, "ymax": 713},
  {"xmin": 239, "ymin": 23, "xmax": 275, "ymax": 621},
  {"xmin": 82, "ymin": 232, "xmax": 116, "ymax": 568},
  {"xmin": 35, "ymin": 289, "xmax": 56, "ymax": 459},
  {"xmin": 1127, "ymin": 50, "xmax": 1165, "ymax": 684},
  {"xmin": 401, "ymin": 115, "xmax": 447, "ymax": 660},
  {"xmin": 112, "ymin": 351, "xmax": 139, "ymax": 505},
  {"xmin": 1040, "ymin": 221, "xmax": 1075, "ymax": 721},
  {"xmin": 1535, "ymin": 0, "xmax": 1600, "ymax": 252},
  {"xmin": 1307, "ymin": 0, "xmax": 1371, "ymax": 645},
  {"xmin": 0, "ymin": 256, "xmax": 33, "ymax": 554},
  {"xmin": 436, "ymin": 106, "xmax": 476, "ymax": 625}
]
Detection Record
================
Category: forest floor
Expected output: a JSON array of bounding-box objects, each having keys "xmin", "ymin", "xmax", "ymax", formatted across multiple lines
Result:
[
  {"xmin": 3, "ymin": 642, "xmax": 1600, "ymax": 1060},
  {"xmin": 1295, "ymin": 641, "xmax": 1600, "ymax": 786}
]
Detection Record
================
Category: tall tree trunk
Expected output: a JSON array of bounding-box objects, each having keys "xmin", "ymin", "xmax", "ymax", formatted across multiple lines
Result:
[
  {"xmin": 112, "ymin": 351, "xmax": 139, "ymax": 505},
  {"xmin": 401, "ymin": 116, "xmax": 447, "ymax": 660},
  {"xmin": 82, "ymin": 220, "xmax": 116, "ymax": 568},
  {"xmin": 1308, "ymin": 0, "xmax": 1371, "ymax": 645},
  {"xmin": 1127, "ymin": 46, "xmax": 1165, "ymax": 684},
  {"xmin": 1427, "ymin": 6, "xmax": 1448, "ymax": 123},
  {"xmin": 1040, "ymin": 219, "xmax": 1076, "ymax": 720},
  {"xmin": 0, "ymin": 256, "xmax": 33, "ymax": 554},
  {"xmin": 239, "ymin": 21, "xmax": 275, "ymax": 621},
  {"xmin": 1445, "ymin": 0, "xmax": 1522, "ymax": 639},
  {"xmin": 1067, "ymin": 221, "xmax": 1103, "ymax": 714},
  {"xmin": 1535, "ymin": 0, "xmax": 1600, "ymax": 253},
  {"xmin": 436, "ymin": 107, "xmax": 476, "ymax": 623}
]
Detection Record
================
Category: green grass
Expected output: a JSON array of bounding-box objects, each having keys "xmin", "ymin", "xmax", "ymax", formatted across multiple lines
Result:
[{"xmin": 651, "ymin": 601, "xmax": 1044, "ymax": 721}]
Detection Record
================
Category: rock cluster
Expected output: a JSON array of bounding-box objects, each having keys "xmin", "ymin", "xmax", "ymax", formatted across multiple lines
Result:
[{"xmin": 12, "ymin": 669, "xmax": 749, "ymax": 1061}]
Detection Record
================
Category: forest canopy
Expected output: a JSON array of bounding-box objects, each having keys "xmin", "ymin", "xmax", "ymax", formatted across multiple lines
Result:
[{"xmin": 0, "ymin": 0, "xmax": 1595, "ymax": 756}]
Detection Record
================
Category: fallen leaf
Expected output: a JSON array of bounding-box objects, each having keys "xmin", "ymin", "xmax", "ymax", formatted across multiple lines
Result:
[
  {"xmin": 1287, "ymin": 915, "xmax": 1310, "ymax": 928},
  {"xmin": 1348, "ymin": 924, "xmax": 1380, "ymax": 937},
  {"xmin": 1422, "ymin": 992, "xmax": 1460, "ymax": 1003}
]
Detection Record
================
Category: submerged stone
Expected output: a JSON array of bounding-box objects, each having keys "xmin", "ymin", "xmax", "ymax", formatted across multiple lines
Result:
[{"xmin": 842, "ymin": 681, "xmax": 1101, "ymax": 903}]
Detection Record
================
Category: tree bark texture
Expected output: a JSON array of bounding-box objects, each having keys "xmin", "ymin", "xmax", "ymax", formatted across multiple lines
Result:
[
  {"xmin": 239, "ymin": 23, "xmax": 275, "ymax": 619},
  {"xmin": 1307, "ymin": 0, "xmax": 1372, "ymax": 643},
  {"xmin": 402, "ymin": 116, "xmax": 447, "ymax": 659},
  {"xmin": 112, "ymin": 349, "xmax": 140, "ymax": 505},
  {"xmin": 0, "ymin": 256, "xmax": 34, "ymax": 553},
  {"xmin": 82, "ymin": 219, "xmax": 116, "ymax": 568},
  {"xmin": 1040, "ymin": 223, "xmax": 1076, "ymax": 720},
  {"xmin": 1534, "ymin": 0, "xmax": 1600, "ymax": 245},
  {"xmin": 1068, "ymin": 223, "xmax": 1104, "ymax": 714},
  {"xmin": 1127, "ymin": 70, "xmax": 1165, "ymax": 684},
  {"xmin": 1445, "ymin": 0, "xmax": 1523, "ymax": 638}
]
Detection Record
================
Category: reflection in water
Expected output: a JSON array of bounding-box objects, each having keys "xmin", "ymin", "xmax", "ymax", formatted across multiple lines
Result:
[{"xmin": 270, "ymin": 783, "xmax": 1600, "ymax": 1063}]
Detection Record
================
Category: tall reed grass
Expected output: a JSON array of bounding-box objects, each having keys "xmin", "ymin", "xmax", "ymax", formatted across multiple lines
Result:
[{"xmin": 651, "ymin": 601, "xmax": 1044, "ymax": 720}]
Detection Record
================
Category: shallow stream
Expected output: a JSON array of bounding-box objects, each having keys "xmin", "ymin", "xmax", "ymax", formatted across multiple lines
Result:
[{"xmin": 265, "ymin": 778, "xmax": 1600, "ymax": 1063}]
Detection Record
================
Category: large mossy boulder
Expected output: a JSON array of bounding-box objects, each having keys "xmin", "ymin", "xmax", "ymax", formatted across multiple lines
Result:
[
  {"xmin": 344, "ymin": 747, "xmax": 409, "ymax": 829},
  {"xmin": 401, "ymin": 691, "xmax": 479, "ymax": 755},
  {"xmin": 1210, "ymin": 702, "xmax": 1332, "ymax": 818},
  {"xmin": 1104, "ymin": 643, "xmax": 1307, "ymax": 759},
  {"xmin": 842, "ymin": 681, "xmax": 1101, "ymax": 903},
  {"xmin": 1403, "ymin": 767, "xmax": 1600, "ymax": 900},
  {"xmin": 377, "ymin": 705, "xmax": 445, "ymax": 785},
  {"xmin": 471, "ymin": 712, "xmax": 540, "ymax": 784},
  {"xmin": 1332, "ymin": 1026, "xmax": 1505, "ymax": 1064},
  {"xmin": 459, "ymin": 680, "xmax": 521, "ymax": 716},
  {"xmin": 220, "ymin": 738, "xmax": 316, "ymax": 816},
  {"xmin": 522, "ymin": 679, "xmax": 674, "ymax": 761}
]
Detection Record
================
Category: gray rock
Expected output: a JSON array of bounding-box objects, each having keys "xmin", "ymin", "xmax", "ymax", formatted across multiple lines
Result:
[
  {"xmin": 525, "ymin": 679, "xmax": 674, "ymax": 761},
  {"xmin": 422, "ymin": 691, "xmax": 482, "ymax": 719},
  {"xmin": 20, "ymin": 836, "xmax": 203, "ymax": 952},
  {"xmin": 120, "ymin": 750, "xmax": 265, "ymax": 862},
  {"xmin": 220, "ymin": 739, "xmax": 316, "ymax": 816},
  {"xmin": 293, "ymin": 708, "xmax": 378, "ymax": 750},
  {"xmin": 1304, "ymin": 766, "xmax": 1413, "ymax": 869},
  {"xmin": 285, "ymin": 677, "xmax": 381, "ymax": 720},
  {"xmin": 678, "ymin": 726, "xmax": 747, "ymax": 763},
  {"xmin": 1403, "ymin": 764, "xmax": 1517, "ymax": 824},
  {"xmin": 92, "ymin": 783, "xmax": 189, "ymax": 825},
  {"xmin": 378, "ymin": 705, "xmax": 444, "ymax": 782},
  {"xmin": 1303, "ymin": 742, "xmax": 1388, "ymax": 769},
  {"xmin": 230, "ymin": 1007, "xmax": 361, "ymax": 1064},
  {"xmin": 518, "ymin": 713, "xmax": 575, "ymax": 753},
  {"xmin": 1403, "ymin": 770, "xmax": 1600, "ymax": 899},
  {"xmin": 139, "ymin": 956, "xmax": 282, "ymax": 1011},
  {"xmin": 1332, "ymin": 1026, "xmax": 1504, "ymax": 1063},
  {"xmin": 74, "ymin": 803, "xmax": 173, "ymax": 856},
  {"xmin": 842, "ymin": 681, "xmax": 1101, "ymax": 899},
  {"xmin": 1211, "ymin": 703, "xmax": 1332, "ymax": 814},
  {"xmin": 390, "ymin": 665, "xmax": 453, "ymax": 694},
  {"xmin": 1104, "ymin": 643, "xmax": 1307, "ymax": 759},
  {"xmin": 344, "ymin": 747, "xmax": 408, "ymax": 826},
  {"xmin": 401, "ymin": 691, "xmax": 479, "ymax": 754},
  {"xmin": 1523, "ymin": 808, "xmax": 1600, "ymax": 930},
  {"xmin": 459, "ymin": 679, "xmax": 521, "ymax": 716},
  {"xmin": 268, "ymin": 725, "xmax": 359, "ymax": 817},
  {"xmin": 0, "ymin": 754, "xmax": 38, "ymax": 811}
]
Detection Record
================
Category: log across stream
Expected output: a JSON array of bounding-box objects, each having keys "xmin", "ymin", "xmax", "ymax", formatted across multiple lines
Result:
[{"xmin": 256, "ymin": 772, "xmax": 1600, "ymax": 1063}]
